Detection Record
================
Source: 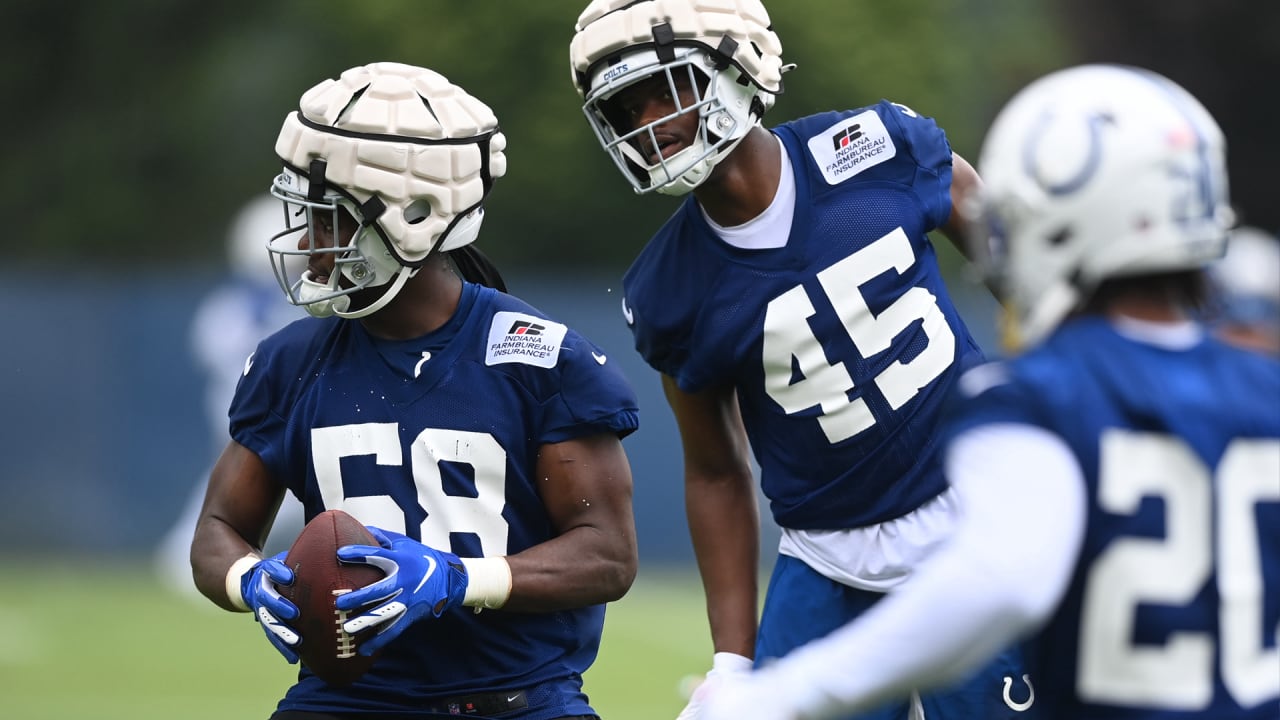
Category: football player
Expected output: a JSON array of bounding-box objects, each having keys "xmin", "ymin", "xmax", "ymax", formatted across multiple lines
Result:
[
  {"xmin": 190, "ymin": 62, "xmax": 639, "ymax": 720},
  {"xmin": 701, "ymin": 64, "xmax": 1280, "ymax": 719},
  {"xmin": 569, "ymin": 1, "xmax": 1032, "ymax": 718}
]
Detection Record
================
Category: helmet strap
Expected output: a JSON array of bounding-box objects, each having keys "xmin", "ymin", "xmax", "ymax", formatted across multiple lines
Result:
[
  {"xmin": 652, "ymin": 23, "xmax": 676, "ymax": 62},
  {"xmin": 307, "ymin": 159, "xmax": 328, "ymax": 202},
  {"xmin": 358, "ymin": 195, "xmax": 386, "ymax": 223},
  {"xmin": 334, "ymin": 266, "xmax": 416, "ymax": 319}
]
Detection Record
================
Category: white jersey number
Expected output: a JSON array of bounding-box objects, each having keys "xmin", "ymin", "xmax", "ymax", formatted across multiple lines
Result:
[
  {"xmin": 1079, "ymin": 431, "xmax": 1280, "ymax": 709},
  {"xmin": 762, "ymin": 227, "xmax": 955, "ymax": 442},
  {"xmin": 310, "ymin": 422, "xmax": 509, "ymax": 555}
]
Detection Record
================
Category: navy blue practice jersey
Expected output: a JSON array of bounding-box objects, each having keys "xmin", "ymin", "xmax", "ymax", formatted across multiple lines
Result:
[
  {"xmin": 622, "ymin": 101, "xmax": 985, "ymax": 529},
  {"xmin": 944, "ymin": 318, "xmax": 1280, "ymax": 718},
  {"xmin": 229, "ymin": 282, "xmax": 639, "ymax": 716}
]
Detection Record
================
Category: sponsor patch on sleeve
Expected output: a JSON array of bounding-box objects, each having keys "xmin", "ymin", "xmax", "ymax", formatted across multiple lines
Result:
[
  {"xmin": 807, "ymin": 109, "xmax": 897, "ymax": 186},
  {"xmin": 485, "ymin": 311, "xmax": 567, "ymax": 368}
]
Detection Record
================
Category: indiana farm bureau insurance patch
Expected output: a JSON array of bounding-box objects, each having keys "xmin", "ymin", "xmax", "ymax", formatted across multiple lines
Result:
[
  {"xmin": 808, "ymin": 109, "xmax": 897, "ymax": 186},
  {"xmin": 485, "ymin": 311, "xmax": 567, "ymax": 368}
]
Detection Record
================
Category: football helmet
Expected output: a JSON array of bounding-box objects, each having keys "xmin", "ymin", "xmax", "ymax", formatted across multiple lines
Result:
[
  {"xmin": 269, "ymin": 62, "xmax": 507, "ymax": 318},
  {"xmin": 973, "ymin": 64, "xmax": 1233, "ymax": 349},
  {"xmin": 1210, "ymin": 225, "xmax": 1280, "ymax": 330},
  {"xmin": 570, "ymin": 0, "xmax": 786, "ymax": 195}
]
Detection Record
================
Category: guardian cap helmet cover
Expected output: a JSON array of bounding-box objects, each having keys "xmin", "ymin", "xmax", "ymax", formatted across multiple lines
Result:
[
  {"xmin": 269, "ymin": 62, "xmax": 506, "ymax": 318},
  {"xmin": 570, "ymin": 0, "xmax": 785, "ymax": 195}
]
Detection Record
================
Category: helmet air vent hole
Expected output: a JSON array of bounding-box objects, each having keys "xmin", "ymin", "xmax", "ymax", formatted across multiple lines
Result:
[
  {"xmin": 1048, "ymin": 228, "xmax": 1072, "ymax": 246},
  {"xmin": 337, "ymin": 86, "xmax": 370, "ymax": 125},
  {"xmin": 417, "ymin": 94, "xmax": 439, "ymax": 123},
  {"xmin": 404, "ymin": 199, "xmax": 432, "ymax": 225}
]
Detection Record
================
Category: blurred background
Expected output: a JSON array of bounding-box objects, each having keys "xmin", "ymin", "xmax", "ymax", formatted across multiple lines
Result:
[{"xmin": 0, "ymin": 1, "xmax": 1275, "ymax": 716}]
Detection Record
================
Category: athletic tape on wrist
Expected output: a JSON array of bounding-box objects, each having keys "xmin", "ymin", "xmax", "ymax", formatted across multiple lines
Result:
[
  {"xmin": 461, "ymin": 556, "xmax": 512, "ymax": 610},
  {"xmin": 225, "ymin": 554, "xmax": 261, "ymax": 612}
]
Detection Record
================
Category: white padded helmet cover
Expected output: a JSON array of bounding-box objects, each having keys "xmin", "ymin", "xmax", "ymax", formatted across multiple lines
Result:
[
  {"xmin": 274, "ymin": 62, "xmax": 507, "ymax": 264},
  {"xmin": 570, "ymin": 0, "xmax": 784, "ymax": 98}
]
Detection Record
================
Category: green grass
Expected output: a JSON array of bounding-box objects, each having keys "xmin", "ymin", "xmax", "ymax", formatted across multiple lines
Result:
[{"xmin": 0, "ymin": 561, "xmax": 710, "ymax": 720}]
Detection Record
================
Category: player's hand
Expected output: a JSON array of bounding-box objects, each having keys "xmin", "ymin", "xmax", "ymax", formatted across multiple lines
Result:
[
  {"xmin": 334, "ymin": 526, "xmax": 468, "ymax": 656},
  {"xmin": 240, "ymin": 551, "xmax": 301, "ymax": 663},
  {"xmin": 675, "ymin": 652, "xmax": 754, "ymax": 720},
  {"xmin": 699, "ymin": 668, "xmax": 801, "ymax": 720}
]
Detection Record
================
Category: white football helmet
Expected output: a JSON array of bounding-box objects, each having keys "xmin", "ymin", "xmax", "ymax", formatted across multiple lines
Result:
[
  {"xmin": 1210, "ymin": 225, "xmax": 1280, "ymax": 329},
  {"xmin": 269, "ymin": 61, "xmax": 507, "ymax": 318},
  {"xmin": 973, "ymin": 64, "xmax": 1233, "ymax": 349},
  {"xmin": 570, "ymin": 0, "xmax": 786, "ymax": 195}
]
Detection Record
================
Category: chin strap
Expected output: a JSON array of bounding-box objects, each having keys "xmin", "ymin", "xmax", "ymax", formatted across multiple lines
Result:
[
  {"xmin": 297, "ymin": 270, "xmax": 352, "ymax": 318},
  {"xmin": 333, "ymin": 266, "xmax": 416, "ymax": 319},
  {"xmin": 651, "ymin": 136, "xmax": 712, "ymax": 196},
  {"xmin": 297, "ymin": 265, "xmax": 416, "ymax": 319},
  {"xmin": 652, "ymin": 123, "xmax": 757, "ymax": 196}
]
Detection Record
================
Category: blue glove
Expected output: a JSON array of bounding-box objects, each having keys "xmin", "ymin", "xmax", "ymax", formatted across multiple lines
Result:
[
  {"xmin": 240, "ymin": 551, "xmax": 301, "ymax": 664},
  {"xmin": 334, "ymin": 527, "xmax": 469, "ymax": 656}
]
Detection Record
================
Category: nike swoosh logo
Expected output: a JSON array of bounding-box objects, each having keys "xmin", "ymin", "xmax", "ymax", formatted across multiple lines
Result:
[
  {"xmin": 413, "ymin": 555, "xmax": 438, "ymax": 594},
  {"xmin": 621, "ymin": 297, "xmax": 634, "ymax": 325},
  {"xmin": 507, "ymin": 694, "xmax": 520, "ymax": 703},
  {"xmin": 243, "ymin": 352, "xmax": 255, "ymax": 376},
  {"xmin": 592, "ymin": 351, "xmax": 607, "ymax": 365}
]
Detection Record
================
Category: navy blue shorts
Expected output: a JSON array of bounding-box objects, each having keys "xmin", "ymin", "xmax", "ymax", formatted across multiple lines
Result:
[{"xmin": 756, "ymin": 554, "xmax": 1037, "ymax": 719}]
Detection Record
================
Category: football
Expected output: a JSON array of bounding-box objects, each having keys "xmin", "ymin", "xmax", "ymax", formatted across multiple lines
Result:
[{"xmin": 278, "ymin": 509, "xmax": 386, "ymax": 686}]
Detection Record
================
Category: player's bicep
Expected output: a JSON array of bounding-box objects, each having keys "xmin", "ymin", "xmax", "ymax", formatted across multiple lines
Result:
[
  {"xmin": 662, "ymin": 375, "xmax": 752, "ymax": 482},
  {"xmin": 201, "ymin": 439, "xmax": 287, "ymax": 550},
  {"xmin": 535, "ymin": 432, "xmax": 636, "ymax": 552}
]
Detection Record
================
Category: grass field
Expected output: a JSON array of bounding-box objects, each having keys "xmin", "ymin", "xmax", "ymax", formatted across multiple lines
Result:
[{"xmin": 0, "ymin": 560, "xmax": 711, "ymax": 720}]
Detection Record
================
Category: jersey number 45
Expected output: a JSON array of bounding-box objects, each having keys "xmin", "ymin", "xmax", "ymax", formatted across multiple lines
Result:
[{"xmin": 763, "ymin": 227, "xmax": 955, "ymax": 443}]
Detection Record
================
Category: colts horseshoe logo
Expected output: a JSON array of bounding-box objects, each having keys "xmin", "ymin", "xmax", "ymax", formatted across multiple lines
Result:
[
  {"xmin": 1022, "ymin": 111, "xmax": 1112, "ymax": 196},
  {"xmin": 1002, "ymin": 673, "xmax": 1035, "ymax": 712}
]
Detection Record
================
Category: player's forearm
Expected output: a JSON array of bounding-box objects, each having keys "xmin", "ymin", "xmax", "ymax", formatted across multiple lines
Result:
[
  {"xmin": 500, "ymin": 522, "xmax": 637, "ymax": 612},
  {"xmin": 687, "ymin": 470, "xmax": 760, "ymax": 657},
  {"xmin": 505, "ymin": 434, "xmax": 638, "ymax": 611},
  {"xmin": 751, "ymin": 424, "xmax": 1086, "ymax": 718},
  {"xmin": 190, "ymin": 516, "xmax": 262, "ymax": 612},
  {"xmin": 759, "ymin": 544, "xmax": 1036, "ymax": 718},
  {"xmin": 192, "ymin": 442, "xmax": 286, "ymax": 611}
]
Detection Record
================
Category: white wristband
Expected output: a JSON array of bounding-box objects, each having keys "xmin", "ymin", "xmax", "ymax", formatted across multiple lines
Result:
[
  {"xmin": 460, "ymin": 556, "xmax": 512, "ymax": 610},
  {"xmin": 711, "ymin": 651, "xmax": 754, "ymax": 675},
  {"xmin": 225, "ymin": 554, "xmax": 261, "ymax": 612}
]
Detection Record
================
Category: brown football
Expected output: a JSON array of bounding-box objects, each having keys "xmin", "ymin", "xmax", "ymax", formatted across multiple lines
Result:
[{"xmin": 278, "ymin": 509, "xmax": 386, "ymax": 686}]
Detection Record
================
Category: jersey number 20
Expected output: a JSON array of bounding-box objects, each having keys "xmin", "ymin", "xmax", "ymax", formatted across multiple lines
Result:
[{"xmin": 1080, "ymin": 430, "xmax": 1279, "ymax": 709}]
